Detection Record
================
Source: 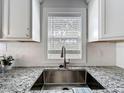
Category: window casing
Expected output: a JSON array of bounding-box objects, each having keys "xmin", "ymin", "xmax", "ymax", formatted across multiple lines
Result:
[{"xmin": 46, "ymin": 8, "xmax": 86, "ymax": 60}]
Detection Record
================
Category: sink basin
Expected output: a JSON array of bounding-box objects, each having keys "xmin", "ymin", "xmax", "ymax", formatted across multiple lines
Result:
[
  {"xmin": 44, "ymin": 70, "xmax": 86, "ymax": 84},
  {"xmin": 31, "ymin": 69, "xmax": 105, "ymax": 90}
]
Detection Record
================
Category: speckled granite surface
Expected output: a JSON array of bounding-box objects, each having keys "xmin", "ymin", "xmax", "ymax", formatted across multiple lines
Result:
[{"xmin": 0, "ymin": 66, "xmax": 124, "ymax": 93}]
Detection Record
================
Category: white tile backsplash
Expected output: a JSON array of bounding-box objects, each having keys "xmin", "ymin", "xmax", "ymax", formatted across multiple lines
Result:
[
  {"xmin": 0, "ymin": 43, "xmax": 7, "ymax": 56},
  {"xmin": 3, "ymin": 42, "xmax": 116, "ymax": 67},
  {"xmin": 116, "ymin": 42, "xmax": 124, "ymax": 69}
]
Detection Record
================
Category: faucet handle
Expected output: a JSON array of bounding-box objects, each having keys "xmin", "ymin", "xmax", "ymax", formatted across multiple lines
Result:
[{"xmin": 66, "ymin": 59, "xmax": 71, "ymax": 64}]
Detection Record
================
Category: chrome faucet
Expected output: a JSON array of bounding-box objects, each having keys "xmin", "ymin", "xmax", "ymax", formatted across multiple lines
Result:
[{"xmin": 61, "ymin": 46, "xmax": 70, "ymax": 69}]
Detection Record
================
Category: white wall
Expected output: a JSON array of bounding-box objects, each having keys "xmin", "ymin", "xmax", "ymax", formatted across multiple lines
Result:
[
  {"xmin": 0, "ymin": 0, "xmax": 2, "ymax": 38},
  {"xmin": 116, "ymin": 42, "xmax": 124, "ymax": 69},
  {"xmin": 42, "ymin": 0, "xmax": 87, "ymax": 8},
  {"xmin": 0, "ymin": 0, "xmax": 116, "ymax": 67}
]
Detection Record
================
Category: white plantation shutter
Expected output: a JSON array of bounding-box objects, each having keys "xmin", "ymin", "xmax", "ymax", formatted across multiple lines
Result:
[{"xmin": 47, "ymin": 12, "xmax": 82, "ymax": 59}]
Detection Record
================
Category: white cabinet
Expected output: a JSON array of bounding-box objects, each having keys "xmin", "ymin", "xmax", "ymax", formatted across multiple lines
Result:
[
  {"xmin": 3, "ymin": 0, "xmax": 31, "ymax": 39},
  {"xmin": 2, "ymin": 0, "xmax": 40, "ymax": 42},
  {"xmin": 0, "ymin": 0, "xmax": 2, "ymax": 38},
  {"xmin": 88, "ymin": 0, "xmax": 124, "ymax": 42},
  {"xmin": 88, "ymin": 0, "xmax": 105, "ymax": 42},
  {"xmin": 105, "ymin": 0, "xmax": 124, "ymax": 40}
]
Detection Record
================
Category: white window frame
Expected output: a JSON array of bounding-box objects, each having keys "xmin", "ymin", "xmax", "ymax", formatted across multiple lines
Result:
[{"xmin": 43, "ymin": 8, "xmax": 87, "ymax": 64}]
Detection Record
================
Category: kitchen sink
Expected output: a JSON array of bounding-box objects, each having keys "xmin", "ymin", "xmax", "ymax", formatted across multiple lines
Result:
[{"xmin": 31, "ymin": 69, "xmax": 105, "ymax": 90}]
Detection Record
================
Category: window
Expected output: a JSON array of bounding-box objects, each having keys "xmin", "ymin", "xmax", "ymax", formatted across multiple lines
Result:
[{"xmin": 47, "ymin": 8, "xmax": 86, "ymax": 60}]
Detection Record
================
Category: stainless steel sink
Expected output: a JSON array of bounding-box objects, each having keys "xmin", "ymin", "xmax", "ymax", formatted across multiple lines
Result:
[
  {"xmin": 44, "ymin": 69, "xmax": 86, "ymax": 84},
  {"xmin": 31, "ymin": 69, "xmax": 105, "ymax": 90}
]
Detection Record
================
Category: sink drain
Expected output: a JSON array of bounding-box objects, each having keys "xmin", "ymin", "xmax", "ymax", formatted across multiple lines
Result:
[{"xmin": 62, "ymin": 88, "xmax": 69, "ymax": 90}]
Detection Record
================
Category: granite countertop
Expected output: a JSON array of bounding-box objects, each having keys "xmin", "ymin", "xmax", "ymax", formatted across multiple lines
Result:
[{"xmin": 0, "ymin": 66, "xmax": 124, "ymax": 93}]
